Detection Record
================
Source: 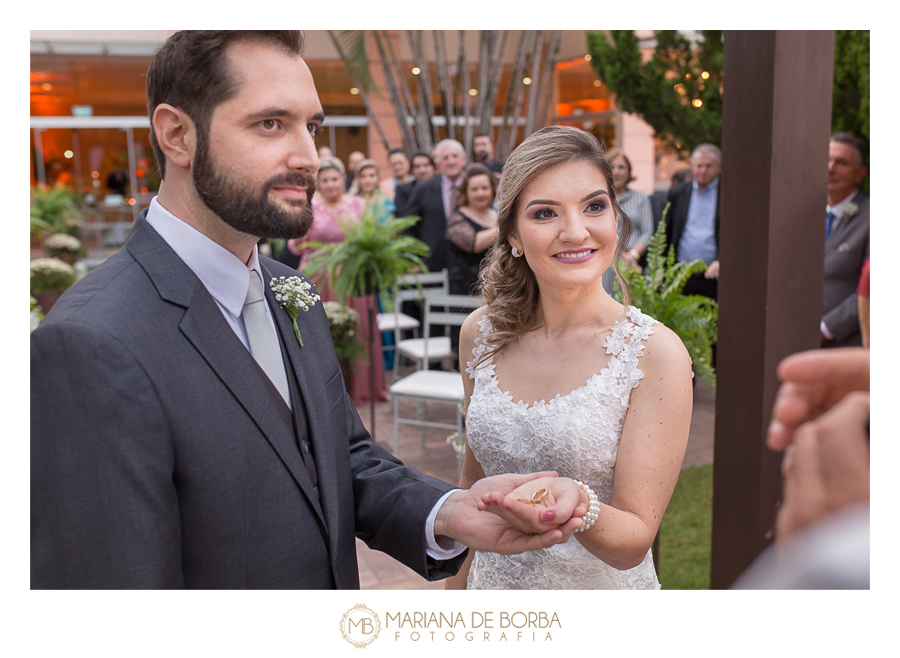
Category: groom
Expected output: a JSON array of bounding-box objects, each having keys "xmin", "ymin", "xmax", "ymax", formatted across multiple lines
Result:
[{"xmin": 30, "ymin": 30, "xmax": 581, "ymax": 589}]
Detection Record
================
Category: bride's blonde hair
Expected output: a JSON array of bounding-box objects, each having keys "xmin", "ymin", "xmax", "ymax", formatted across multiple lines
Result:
[{"xmin": 475, "ymin": 126, "xmax": 632, "ymax": 366}]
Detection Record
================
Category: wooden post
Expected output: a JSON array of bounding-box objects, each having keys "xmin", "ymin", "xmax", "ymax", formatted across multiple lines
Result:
[{"xmin": 710, "ymin": 30, "xmax": 835, "ymax": 588}]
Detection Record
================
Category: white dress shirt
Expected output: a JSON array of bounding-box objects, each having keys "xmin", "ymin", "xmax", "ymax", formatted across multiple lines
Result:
[{"xmin": 144, "ymin": 197, "xmax": 464, "ymax": 560}]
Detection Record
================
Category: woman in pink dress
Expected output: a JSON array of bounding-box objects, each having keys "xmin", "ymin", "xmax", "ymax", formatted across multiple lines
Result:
[{"xmin": 287, "ymin": 156, "xmax": 388, "ymax": 406}]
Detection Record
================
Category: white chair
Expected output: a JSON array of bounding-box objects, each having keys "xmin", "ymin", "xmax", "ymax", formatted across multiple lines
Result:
[
  {"xmin": 376, "ymin": 270, "xmax": 449, "ymax": 378},
  {"xmin": 389, "ymin": 293, "xmax": 482, "ymax": 456}
]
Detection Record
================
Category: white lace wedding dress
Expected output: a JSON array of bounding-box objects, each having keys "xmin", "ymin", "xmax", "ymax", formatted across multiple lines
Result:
[{"xmin": 465, "ymin": 306, "xmax": 661, "ymax": 589}]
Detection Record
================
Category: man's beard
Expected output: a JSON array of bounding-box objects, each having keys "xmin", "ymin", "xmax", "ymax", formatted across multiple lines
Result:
[{"xmin": 192, "ymin": 133, "xmax": 317, "ymax": 240}]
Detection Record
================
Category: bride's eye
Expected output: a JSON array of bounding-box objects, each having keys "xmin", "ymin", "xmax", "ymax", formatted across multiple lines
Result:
[
  {"xmin": 532, "ymin": 208, "xmax": 556, "ymax": 220},
  {"xmin": 586, "ymin": 200, "xmax": 607, "ymax": 213}
]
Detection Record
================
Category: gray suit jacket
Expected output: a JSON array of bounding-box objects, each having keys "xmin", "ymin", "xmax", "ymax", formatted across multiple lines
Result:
[
  {"xmin": 31, "ymin": 213, "xmax": 463, "ymax": 589},
  {"xmin": 823, "ymin": 192, "xmax": 870, "ymax": 347}
]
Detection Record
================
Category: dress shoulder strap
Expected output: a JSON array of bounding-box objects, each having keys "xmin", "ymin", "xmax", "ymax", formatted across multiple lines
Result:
[{"xmin": 465, "ymin": 314, "xmax": 495, "ymax": 380}]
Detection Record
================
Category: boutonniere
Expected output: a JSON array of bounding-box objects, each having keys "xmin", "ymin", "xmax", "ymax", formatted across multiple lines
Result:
[
  {"xmin": 269, "ymin": 276, "xmax": 321, "ymax": 348},
  {"xmin": 842, "ymin": 202, "xmax": 859, "ymax": 220}
]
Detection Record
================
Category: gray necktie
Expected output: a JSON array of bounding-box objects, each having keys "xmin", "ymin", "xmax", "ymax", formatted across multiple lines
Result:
[{"xmin": 243, "ymin": 270, "xmax": 291, "ymax": 408}]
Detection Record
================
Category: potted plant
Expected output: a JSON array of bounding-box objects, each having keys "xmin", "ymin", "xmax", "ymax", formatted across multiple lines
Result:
[
  {"xmin": 44, "ymin": 232, "xmax": 84, "ymax": 265},
  {"xmin": 30, "ymin": 257, "xmax": 77, "ymax": 316},
  {"xmin": 322, "ymin": 300, "xmax": 363, "ymax": 383},
  {"xmin": 300, "ymin": 199, "xmax": 430, "ymax": 437},
  {"xmin": 31, "ymin": 185, "xmax": 83, "ymax": 240},
  {"xmin": 612, "ymin": 210, "xmax": 718, "ymax": 387},
  {"xmin": 31, "ymin": 296, "xmax": 44, "ymax": 333}
]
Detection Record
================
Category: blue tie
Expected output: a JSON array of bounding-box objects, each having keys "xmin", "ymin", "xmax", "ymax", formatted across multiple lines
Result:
[{"xmin": 825, "ymin": 210, "xmax": 836, "ymax": 241}]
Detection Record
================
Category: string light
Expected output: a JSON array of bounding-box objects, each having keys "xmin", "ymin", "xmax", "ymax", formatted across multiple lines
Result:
[
  {"xmin": 701, "ymin": 71, "xmax": 710, "ymax": 80},
  {"xmin": 692, "ymin": 99, "xmax": 703, "ymax": 108},
  {"xmin": 349, "ymin": 87, "xmax": 359, "ymax": 95},
  {"xmin": 584, "ymin": 54, "xmax": 592, "ymax": 62},
  {"xmin": 523, "ymin": 77, "xmax": 532, "ymax": 85},
  {"xmin": 412, "ymin": 67, "xmax": 421, "ymax": 75},
  {"xmin": 468, "ymin": 88, "xmax": 478, "ymax": 96},
  {"xmin": 64, "ymin": 150, "xmax": 73, "ymax": 159}
]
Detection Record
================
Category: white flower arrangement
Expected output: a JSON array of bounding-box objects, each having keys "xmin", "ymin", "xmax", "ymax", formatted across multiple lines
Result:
[
  {"xmin": 269, "ymin": 276, "xmax": 321, "ymax": 347},
  {"xmin": 30, "ymin": 257, "xmax": 77, "ymax": 295},
  {"xmin": 445, "ymin": 431, "xmax": 465, "ymax": 457},
  {"xmin": 44, "ymin": 232, "xmax": 83, "ymax": 253},
  {"xmin": 323, "ymin": 301, "xmax": 362, "ymax": 361},
  {"xmin": 842, "ymin": 202, "xmax": 859, "ymax": 220}
]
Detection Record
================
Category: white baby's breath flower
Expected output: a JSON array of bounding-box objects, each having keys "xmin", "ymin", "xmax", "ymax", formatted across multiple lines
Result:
[{"xmin": 269, "ymin": 276, "xmax": 321, "ymax": 348}]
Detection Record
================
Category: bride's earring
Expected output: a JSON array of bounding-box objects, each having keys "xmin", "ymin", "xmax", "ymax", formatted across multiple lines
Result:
[{"xmin": 511, "ymin": 245, "xmax": 522, "ymax": 258}]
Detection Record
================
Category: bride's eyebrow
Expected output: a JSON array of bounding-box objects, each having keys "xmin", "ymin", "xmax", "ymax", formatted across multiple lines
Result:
[
  {"xmin": 524, "ymin": 199, "xmax": 559, "ymax": 208},
  {"xmin": 580, "ymin": 189, "xmax": 609, "ymax": 202}
]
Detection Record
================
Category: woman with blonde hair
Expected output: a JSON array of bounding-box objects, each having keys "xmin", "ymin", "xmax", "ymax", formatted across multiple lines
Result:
[
  {"xmin": 286, "ymin": 157, "xmax": 388, "ymax": 405},
  {"xmin": 349, "ymin": 158, "xmax": 395, "ymax": 223},
  {"xmin": 445, "ymin": 126, "xmax": 693, "ymax": 590}
]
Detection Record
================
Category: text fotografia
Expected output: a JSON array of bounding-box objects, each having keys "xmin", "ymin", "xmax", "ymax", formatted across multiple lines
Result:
[{"xmin": 386, "ymin": 611, "xmax": 561, "ymax": 642}]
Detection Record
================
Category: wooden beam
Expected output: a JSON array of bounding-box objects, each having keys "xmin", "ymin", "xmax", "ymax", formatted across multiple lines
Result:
[{"xmin": 710, "ymin": 30, "xmax": 835, "ymax": 588}]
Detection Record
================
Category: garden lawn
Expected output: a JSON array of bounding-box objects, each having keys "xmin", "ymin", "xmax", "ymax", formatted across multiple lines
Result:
[{"xmin": 657, "ymin": 463, "xmax": 713, "ymax": 590}]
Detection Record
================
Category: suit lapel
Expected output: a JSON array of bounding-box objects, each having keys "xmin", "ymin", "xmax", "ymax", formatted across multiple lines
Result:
[{"xmin": 128, "ymin": 215, "xmax": 326, "ymax": 526}]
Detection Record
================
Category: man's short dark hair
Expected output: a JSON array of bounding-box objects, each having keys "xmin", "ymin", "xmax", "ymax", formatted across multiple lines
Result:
[
  {"xmin": 146, "ymin": 30, "xmax": 304, "ymax": 178},
  {"xmin": 410, "ymin": 151, "xmax": 435, "ymax": 167},
  {"xmin": 831, "ymin": 131, "xmax": 869, "ymax": 169},
  {"xmin": 387, "ymin": 148, "xmax": 408, "ymax": 159}
]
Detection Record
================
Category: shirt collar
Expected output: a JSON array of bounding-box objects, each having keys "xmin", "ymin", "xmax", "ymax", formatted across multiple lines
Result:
[
  {"xmin": 692, "ymin": 177, "xmax": 720, "ymax": 193},
  {"xmin": 827, "ymin": 188, "xmax": 859, "ymax": 216},
  {"xmin": 145, "ymin": 196, "xmax": 261, "ymax": 318}
]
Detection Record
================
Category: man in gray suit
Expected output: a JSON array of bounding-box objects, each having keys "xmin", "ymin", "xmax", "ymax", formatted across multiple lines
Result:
[
  {"xmin": 30, "ymin": 31, "xmax": 582, "ymax": 589},
  {"xmin": 822, "ymin": 132, "xmax": 869, "ymax": 348}
]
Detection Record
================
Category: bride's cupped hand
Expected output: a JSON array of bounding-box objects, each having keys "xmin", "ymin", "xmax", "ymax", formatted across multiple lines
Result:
[{"xmin": 478, "ymin": 476, "xmax": 588, "ymax": 537}]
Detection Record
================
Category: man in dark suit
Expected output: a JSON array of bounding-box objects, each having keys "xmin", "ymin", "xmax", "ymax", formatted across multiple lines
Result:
[
  {"xmin": 394, "ymin": 151, "xmax": 435, "ymax": 218},
  {"xmin": 664, "ymin": 143, "xmax": 722, "ymax": 301},
  {"xmin": 30, "ymin": 31, "xmax": 582, "ymax": 589},
  {"xmin": 821, "ymin": 132, "xmax": 869, "ymax": 348},
  {"xmin": 473, "ymin": 133, "xmax": 503, "ymax": 175},
  {"xmin": 403, "ymin": 139, "xmax": 468, "ymax": 274}
]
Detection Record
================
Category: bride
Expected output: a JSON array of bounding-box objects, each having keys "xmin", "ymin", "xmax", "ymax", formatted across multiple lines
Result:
[{"xmin": 445, "ymin": 126, "xmax": 693, "ymax": 590}]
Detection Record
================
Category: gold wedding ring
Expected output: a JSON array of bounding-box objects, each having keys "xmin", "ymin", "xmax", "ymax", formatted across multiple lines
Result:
[{"xmin": 516, "ymin": 488, "xmax": 549, "ymax": 506}]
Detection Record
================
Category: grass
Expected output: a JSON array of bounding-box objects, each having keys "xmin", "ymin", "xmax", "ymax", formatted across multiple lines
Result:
[{"xmin": 657, "ymin": 463, "xmax": 713, "ymax": 589}]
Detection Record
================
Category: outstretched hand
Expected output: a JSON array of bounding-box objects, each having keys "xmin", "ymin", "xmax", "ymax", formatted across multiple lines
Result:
[
  {"xmin": 767, "ymin": 347, "xmax": 869, "ymax": 452},
  {"xmin": 478, "ymin": 476, "xmax": 588, "ymax": 537},
  {"xmin": 434, "ymin": 472, "xmax": 585, "ymax": 554}
]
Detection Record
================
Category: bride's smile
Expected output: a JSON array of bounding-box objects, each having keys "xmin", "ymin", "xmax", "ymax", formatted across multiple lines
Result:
[{"xmin": 508, "ymin": 160, "xmax": 618, "ymax": 292}]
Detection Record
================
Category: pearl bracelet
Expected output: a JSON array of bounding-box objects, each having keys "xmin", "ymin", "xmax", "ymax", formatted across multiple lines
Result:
[{"xmin": 574, "ymin": 480, "xmax": 600, "ymax": 533}]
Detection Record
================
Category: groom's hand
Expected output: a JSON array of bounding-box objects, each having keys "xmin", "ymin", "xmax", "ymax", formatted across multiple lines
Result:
[{"xmin": 433, "ymin": 472, "xmax": 584, "ymax": 554}]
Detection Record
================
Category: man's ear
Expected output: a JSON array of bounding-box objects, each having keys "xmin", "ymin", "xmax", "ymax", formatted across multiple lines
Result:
[{"xmin": 152, "ymin": 103, "xmax": 197, "ymax": 171}]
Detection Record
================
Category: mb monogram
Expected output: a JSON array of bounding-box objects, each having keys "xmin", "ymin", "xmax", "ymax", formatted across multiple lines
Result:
[{"xmin": 340, "ymin": 606, "xmax": 561, "ymax": 646}]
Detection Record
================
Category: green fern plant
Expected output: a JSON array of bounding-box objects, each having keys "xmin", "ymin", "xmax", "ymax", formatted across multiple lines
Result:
[
  {"xmin": 613, "ymin": 206, "xmax": 718, "ymax": 387},
  {"xmin": 30, "ymin": 185, "xmax": 83, "ymax": 237},
  {"xmin": 298, "ymin": 199, "xmax": 430, "ymax": 300}
]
